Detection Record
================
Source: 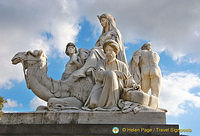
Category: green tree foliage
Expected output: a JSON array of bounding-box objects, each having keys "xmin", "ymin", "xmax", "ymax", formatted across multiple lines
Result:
[{"xmin": 0, "ymin": 96, "xmax": 7, "ymax": 118}]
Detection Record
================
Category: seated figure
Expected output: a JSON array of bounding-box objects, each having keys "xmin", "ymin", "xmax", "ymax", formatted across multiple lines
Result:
[
  {"xmin": 61, "ymin": 43, "xmax": 90, "ymax": 80},
  {"xmin": 72, "ymin": 13, "xmax": 128, "ymax": 79},
  {"xmin": 84, "ymin": 40, "xmax": 139, "ymax": 110}
]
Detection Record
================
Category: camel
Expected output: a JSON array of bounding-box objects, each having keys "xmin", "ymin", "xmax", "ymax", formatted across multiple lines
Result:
[{"xmin": 11, "ymin": 50, "xmax": 93, "ymax": 110}]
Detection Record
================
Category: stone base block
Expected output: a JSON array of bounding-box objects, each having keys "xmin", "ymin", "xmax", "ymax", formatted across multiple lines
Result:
[{"xmin": 0, "ymin": 110, "xmax": 166, "ymax": 124}]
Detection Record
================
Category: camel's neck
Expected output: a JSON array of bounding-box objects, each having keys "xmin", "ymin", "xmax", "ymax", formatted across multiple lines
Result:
[
  {"xmin": 24, "ymin": 62, "xmax": 54, "ymax": 101},
  {"xmin": 25, "ymin": 62, "xmax": 48, "ymax": 88},
  {"xmin": 27, "ymin": 63, "xmax": 47, "ymax": 77}
]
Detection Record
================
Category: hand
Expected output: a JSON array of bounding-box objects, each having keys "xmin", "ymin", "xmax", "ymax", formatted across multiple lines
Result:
[
  {"xmin": 126, "ymin": 79, "xmax": 134, "ymax": 88},
  {"xmin": 71, "ymin": 54, "xmax": 77, "ymax": 62},
  {"xmin": 114, "ymin": 71, "xmax": 127, "ymax": 79},
  {"xmin": 94, "ymin": 70, "xmax": 104, "ymax": 82},
  {"xmin": 108, "ymin": 30, "xmax": 116, "ymax": 36}
]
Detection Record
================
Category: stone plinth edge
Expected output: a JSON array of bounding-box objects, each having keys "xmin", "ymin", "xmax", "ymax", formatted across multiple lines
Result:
[{"xmin": 0, "ymin": 110, "xmax": 166, "ymax": 124}]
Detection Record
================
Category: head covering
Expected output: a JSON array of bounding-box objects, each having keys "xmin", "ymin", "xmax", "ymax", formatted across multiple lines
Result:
[
  {"xmin": 65, "ymin": 42, "xmax": 78, "ymax": 56},
  {"xmin": 97, "ymin": 13, "xmax": 128, "ymax": 65},
  {"xmin": 97, "ymin": 13, "xmax": 117, "ymax": 33},
  {"xmin": 103, "ymin": 40, "xmax": 119, "ymax": 54}
]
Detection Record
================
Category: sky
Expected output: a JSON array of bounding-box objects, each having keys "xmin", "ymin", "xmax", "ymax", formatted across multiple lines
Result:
[{"xmin": 0, "ymin": 0, "xmax": 200, "ymax": 135}]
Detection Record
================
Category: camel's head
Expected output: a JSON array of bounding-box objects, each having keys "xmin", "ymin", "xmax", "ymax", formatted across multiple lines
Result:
[
  {"xmin": 11, "ymin": 50, "xmax": 47, "ymax": 69},
  {"xmin": 11, "ymin": 51, "xmax": 26, "ymax": 65}
]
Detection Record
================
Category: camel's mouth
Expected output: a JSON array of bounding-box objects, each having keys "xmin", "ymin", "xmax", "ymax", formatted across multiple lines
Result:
[{"xmin": 11, "ymin": 57, "xmax": 22, "ymax": 64}]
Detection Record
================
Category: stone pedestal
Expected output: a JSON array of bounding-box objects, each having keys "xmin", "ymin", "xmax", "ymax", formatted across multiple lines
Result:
[
  {"xmin": 0, "ymin": 110, "xmax": 166, "ymax": 124},
  {"xmin": 0, "ymin": 110, "xmax": 180, "ymax": 136}
]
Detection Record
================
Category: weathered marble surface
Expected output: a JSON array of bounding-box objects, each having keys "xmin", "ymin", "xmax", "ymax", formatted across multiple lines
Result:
[
  {"xmin": 11, "ymin": 13, "xmax": 165, "ymax": 112},
  {"xmin": 129, "ymin": 43, "xmax": 162, "ymax": 108},
  {"xmin": 0, "ymin": 110, "xmax": 166, "ymax": 124}
]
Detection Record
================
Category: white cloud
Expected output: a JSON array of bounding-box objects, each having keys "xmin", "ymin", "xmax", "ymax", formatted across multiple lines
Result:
[
  {"xmin": 4, "ymin": 99, "xmax": 22, "ymax": 108},
  {"xmin": 30, "ymin": 96, "xmax": 47, "ymax": 110},
  {"xmin": 79, "ymin": 0, "xmax": 200, "ymax": 62},
  {"xmin": 160, "ymin": 72, "xmax": 200, "ymax": 116},
  {"xmin": 0, "ymin": 0, "xmax": 80, "ymax": 89}
]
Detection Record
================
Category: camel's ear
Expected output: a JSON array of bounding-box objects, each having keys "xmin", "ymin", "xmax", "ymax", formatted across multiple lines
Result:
[
  {"xmin": 38, "ymin": 50, "xmax": 43, "ymax": 56},
  {"xmin": 31, "ymin": 50, "xmax": 43, "ymax": 57},
  {"xmin": 26, "ymin": 51, "xmax": 32, "ymax": 56},
  {"xmin": 38, "ymin": 49, "xmax": 47, "ymax": 59}
]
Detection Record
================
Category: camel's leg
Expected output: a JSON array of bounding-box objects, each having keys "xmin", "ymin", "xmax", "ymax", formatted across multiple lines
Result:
[{"xmin": 30, "ymin": 77, "xmax": 54, "ymax": 102}]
